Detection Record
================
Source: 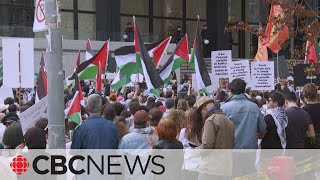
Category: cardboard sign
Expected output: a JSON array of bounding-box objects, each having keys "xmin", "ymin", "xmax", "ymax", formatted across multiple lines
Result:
[
  {"xmin": 251, "ymin": 62, "xmax": 275, "ymax": 91},
  {"xmin": 228, "ymin": 60, "xmax": 250, "ymax": 84},
  {"xmin": 20, "ymin": 96, "xmax": 48, "ymax": 135},
  {"xmin": 211, "ymin": 50, "xmax": 232, "ymax": 78},
  {"xmin": 2, "ymin": 39, "xmax": 35, "ymax": 88}
]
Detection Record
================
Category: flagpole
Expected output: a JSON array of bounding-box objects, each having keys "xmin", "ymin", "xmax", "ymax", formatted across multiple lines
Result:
[
  {"xmin": 18, "ymin": 43, "xmax": 22, "ymax": 113},
  {"xmin": 276, "ymin": 53, "xmax": 280, "ymax": 81}
]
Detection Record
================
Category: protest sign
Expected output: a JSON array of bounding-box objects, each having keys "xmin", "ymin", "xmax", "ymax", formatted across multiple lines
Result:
[
  {"xmin": 2, "ymin": 39, "xmax": 34, "ymax": 88},
  {"xmin": 33, "ymin": 0, "xmax": 46, "ymax": 32},
  {"xmin": 0, "ymin": 88, "xmax": 13, "ymax": 104},
  {"xmin": 228, "ymin": 60, "xmax": 250, "ymax": 84},
  {"xmin": 20, "ymin": 96, "xmax": 48, "ymax": 135},
  {"xmin": 211, "ymin": 50, "xmax": 232, "ymax": 78},
  {"xmin": 251, "ymin": 62, "xmax": 275, "ymax": 91}
]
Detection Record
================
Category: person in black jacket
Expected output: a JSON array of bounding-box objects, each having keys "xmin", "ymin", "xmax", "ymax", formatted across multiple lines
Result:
[{"xmin": 153, "ymin": 118, "xmax": 183, "ymax": 149}]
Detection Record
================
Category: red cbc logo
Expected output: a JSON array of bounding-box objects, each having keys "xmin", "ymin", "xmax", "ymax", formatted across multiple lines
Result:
[{"xmin": 10, "ymin": 155, "xmax": 30, "ymax": 175}]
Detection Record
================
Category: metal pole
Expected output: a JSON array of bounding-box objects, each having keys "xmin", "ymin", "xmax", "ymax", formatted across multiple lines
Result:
[{"xmin": 45, "ymin": 0, "xmax": 65, "ymax": 149}]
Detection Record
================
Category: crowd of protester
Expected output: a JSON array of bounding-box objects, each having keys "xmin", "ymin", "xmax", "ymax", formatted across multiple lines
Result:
[{"xmin": 0, "ymin": 77, "xmax": 320, "ymax": 178}]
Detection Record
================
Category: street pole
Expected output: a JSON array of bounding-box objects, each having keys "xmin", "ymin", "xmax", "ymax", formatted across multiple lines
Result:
[{"xmin": 45, "ymin": 0, "xmax": 65, "ymax": 149}]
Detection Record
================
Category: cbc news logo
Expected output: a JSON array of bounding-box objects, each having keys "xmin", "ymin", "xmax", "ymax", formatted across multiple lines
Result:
[{"xmin": 10, "ymin": 155, "xmax": 30, "ymax": 175}]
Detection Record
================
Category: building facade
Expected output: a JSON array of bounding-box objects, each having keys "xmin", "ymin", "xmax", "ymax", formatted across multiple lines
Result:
[{"xmin": 0, "ymin": 0, "xmax": 319, "ymax": 60}]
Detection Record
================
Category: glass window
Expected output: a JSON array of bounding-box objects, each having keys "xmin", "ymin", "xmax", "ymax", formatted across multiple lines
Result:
[
  {"xmin": 229, "ymin": 0, "xmax": 242, "ymax": 19},
  {"xmin": 121, "ymin": 0, "xmax": 148, "ymax": 15},
  {"xmin": 78, "ymin": 0, "xmax": 96, "ymax": 11},
  {"xmin": 60, "ymin": 0, "xmax": 73, "ymax": 10},
  {"xmin": 186, "ymin": 0, "xmax": 206, "ymax": 19},
  {"xmin": 61, "ymin": 12, "xmax": 74, "ymax": 39},
  {"xmin": 78, "ymin": 13, "xmax": 96, "ymax": 40},
  {"xmin": 153, "ymin": 19, "xmax": 182, "ymax": 42},
  {"xmin": 120, "ymin": 16, "xmax": 149, "ymax": 41},
  {"xmin": 153, "ymin": 0, "xmax": 182, "ymax": 17}
]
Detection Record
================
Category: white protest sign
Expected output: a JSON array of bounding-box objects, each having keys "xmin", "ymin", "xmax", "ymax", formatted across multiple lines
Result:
[
  {"xmin": 228, "ymin": 60, "xmax": 250, "ymax": 84},
  {"xmin": 0, "ymin": 88, "xmax": 13, "ymax": 104},
  {"xmin": 2, "ymin": 39, "xmax": 34, "ymax": 88},
  {"xmin": 251, "ymin": 61, "xmax": 275, "ymax": 91},
  {"xmin": 33, "ymin": 0, "xmax": 46, "ymax": 32},
  {"xmin": 211, "ymin": 50, "xmax": 232, "ymax": 78},
  {"xmin": 20, "ymin": 96, "xmax": 48, "ymax": 135}
]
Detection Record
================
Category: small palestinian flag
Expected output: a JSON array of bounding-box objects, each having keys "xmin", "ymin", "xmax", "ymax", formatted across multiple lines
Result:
[
  {"xmin": 69, "ymin": 41, "xmax": 109, "ymax": 80},
  {"xmin": 74, "ymin": 51, "xmax": 84, "ymax": 100},
  {"xmin": 111, "ymin": 38, "xmax": 169, "ymax": 92},
  {"xmin": 86, "ymin": 39, "xmax": 95, "ymax": 61},
  {"xmin": 153, "ymin": 36, "xmax": 171, "ymax": 68},
  {"xmin": 134, "ymin": 16, "xmax": 163, "ymax": 96},
  {"xmin": 66, "ymin": 91, "xmax": 81, "ymax": 125},
  {"xmin": 159, "ymin": 34, "xmax": 189, "ymax": 84},
  {"xmin": 36, "ymin": 53, "xmax": 48, "ymax": 102},
  {"xmin": 189, "ymin": 16, "xmax": 211, "ymax": 93}
]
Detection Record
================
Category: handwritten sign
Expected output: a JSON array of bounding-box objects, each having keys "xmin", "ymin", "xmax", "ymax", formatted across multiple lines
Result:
[
  {"xmin": 211, "ymin": 50, "xmax": 232, "ymax": 78},
  {"xmin": 20, "ymin": 96, "xmax": 48, "ymax": 135},
  {"xmin": 228, "ymin": 60, "xmax": 250, "ymax": 84},
  {"xmin": 251, "ymin": 62, "xmax": 275, "ymax": 91}
]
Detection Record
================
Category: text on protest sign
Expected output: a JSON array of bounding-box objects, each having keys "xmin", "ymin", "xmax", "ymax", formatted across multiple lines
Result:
[
  {"xmin": 33, "ymin": 0, "xmax": 46, "ymax": 32},
  {"xmin": 211, "ymin": 50, "xmax": 232, "ymax": 78},
  {"xmin": 251, "ymin": 62, "xmax": 275, "ymax": 91},
  {"xmin": 20, "ymin": 96, "xmax": 48, "ymax": 135},
  {"xmin": 228, "ymin": 60, "xmax": 250, "ymax": 84}
]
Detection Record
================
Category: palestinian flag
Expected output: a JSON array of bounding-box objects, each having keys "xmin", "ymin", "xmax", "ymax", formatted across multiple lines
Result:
[
  {"xmin": 86, "ymin": 39, "xmax": 95, "ymax": 61},
  {"xmin": 189, "ymin": 16, "xmax": 211, "ymax": 93},
  {"xmin": 159, "ymin": 34, "xmax": 189, "ymax": 84},
  {"xmin": 69, "ymin": 41, "xmax": 109, "ymax": 80},
  {"xmin": 134, "ymin": 17, "xmax": 163, "ymax": 96},
  {"xmin": 66, "ymin": 91, "xmax": 81, "ymax": 125},
  {"xmin": 254, "ymin": 25, "xmax": 268, "ymax": 61},
  {"xmin": 154, "ymin": 36, "xmax": 171, "ymax": 68},
  {"xmin": 74, "ymin": 51, "xmax": 84, "ymax": 100},
  {"xmin": 36, "ymin": 53, "xmax": 48, "ymax": 101},
  {"xmin": 111, "ymin": 38, "xmax": 169, "ymax": 92}
]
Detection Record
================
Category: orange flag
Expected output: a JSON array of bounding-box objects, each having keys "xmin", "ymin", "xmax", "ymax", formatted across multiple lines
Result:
[
  {"xmin": 254, "ymin": 25, "xmax": 268, "ymax": 61},
  {"xmin": 265, "ymin": 5, "xmax": 289, "ymax": 54},
  {"xmin": 305, "ymin": 33, "xmax": 317, "ymax": 63}
]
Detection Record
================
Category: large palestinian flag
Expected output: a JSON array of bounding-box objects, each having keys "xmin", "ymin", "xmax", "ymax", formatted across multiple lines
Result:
[
  {"xmin": 134, "ymin": 17, "xmax": 163, "ymax": 96},
  {"xmin": 111, "ymin": 38, "xmax": 170, "ymax": 92},
  {"xmin": 86, "ymin": 39, "xmax": 95, "ymax": 61},
  {"xmin": 66, "ymin": 91, "xmax": 81, "ymax": 125},
  {"xmin": 69, "ymin": 41, "xmax": 109, "ymax": 80},
  {"xmin": 189, "ymin": 16, "xmax": 211, "ymax": 93},
  {"xmin": 159, "ymin": 34, "xmax": 189, "ymax": 84},
  {"xmin": 36, "ymin": 53, "xmax": 48, "ymax": 102}
]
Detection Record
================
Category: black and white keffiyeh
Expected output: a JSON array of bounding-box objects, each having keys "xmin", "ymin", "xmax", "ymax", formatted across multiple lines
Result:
[{"xmin": 266, "ymin": 107, "xmax": 288, "ymax": 149}]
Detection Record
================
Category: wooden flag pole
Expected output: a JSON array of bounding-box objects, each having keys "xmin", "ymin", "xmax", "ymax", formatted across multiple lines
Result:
[{"xmin": 18, "ymin": 43, "xmax": 22, "ymax": 113}]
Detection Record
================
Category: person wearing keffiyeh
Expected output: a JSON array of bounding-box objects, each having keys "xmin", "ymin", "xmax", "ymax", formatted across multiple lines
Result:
[{"xmin": 261, "ymin": 90, "xmax": 288, "ymax": 149}]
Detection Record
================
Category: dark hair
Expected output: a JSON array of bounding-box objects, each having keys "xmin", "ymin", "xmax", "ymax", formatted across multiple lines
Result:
[
  {"xmin": 34, "ymin": 118, "xmax": 48, "ymax": 130},
  {"xmin": 129, "ymin": 101, "xmax": 140, "ymax": 115},
  {"xmin": 186, "ymin": 95, "xmax": 196, "ymax": 107},
  {"xmin": 155, "ymin": 101, "xmax": 163, "ymax": 107},
  {"xmin": 4, "ymin": 97, "xmax": 14, "ymax": 105},
  {"xmin": 146, "ymin": 97, "xmax": 156, "ymax": 111},
  {"xmin": 114, "ymin": 116, "xmax": 129, "ymax": 140},
  {"xmin": 177, "ymin": 99, "xmax": 189, "ymax": 111},
  {"xmin": 103, "ymin": 105, "xmax": 116, "ymax": 121},
  {"xmin": 133, "ymin": 105, "xmax": 149, "ymax": 113},
  {"xmin": 216, "ymin": 90, "xmax": 228, "ymax": 102},
  {"xmin": 157, "ymin": 118, "xmax": 178, "ymax": 141},
  {"xmin": 8, "ymin": 104, "xmax": 17, "ymax": 113},
  {"xmin": 1, "ymin": 112, "xmax": 19, "ymax": 126},
  {"xmin": 2, "ymin": 123, "xmax": 24, "ymax": 149},
  {"xmin": 120, "ymin": 110, "xmax": 131, "ymax": 119},
  {"xmin": 165, "ymin": 91, "xmax": 173, "ymax": 98},
  {"xmin": 186, "ymin": 108, "xmax": 203, "ymax": 143},
  {"xmin": 251, "ymin": 98, "xmax": 259, "ymax": 106},
  {"xmin": 284, "ymin": 92, "xmax": 297, "ymax": 102},
  {"xmin": 149, "ymin": 108, "xmax": 163, "ymax": 126},
  {"xmin": 229, "ymin": 78, "xmax": 246, "ymax": 95},
  {"xmin": 303, "ymin": 83, "xmax": 318, "ymax": 102},
  {"xmin": 269, "ymin": 90, "xmax": 285, "ymax": 107},
  {"xmin": 165, "ymin": 98, "xmax": 174, "ymax": 109},
  {"xmin": 24, "ymin": 127, "xmax": 46, "ymax": 149},
  {"xmin": 112, "ymin": 103, "xmax": 125, "ymax": 116}
]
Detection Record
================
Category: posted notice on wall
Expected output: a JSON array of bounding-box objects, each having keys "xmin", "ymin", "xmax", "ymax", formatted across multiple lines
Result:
[
  {"xmin": 251, "ymin": 62, "xmax": 275, "ymax": 91},
  {"xmin": 228, "ymin": 60, "xmax": 250, "ymax": 84},
  {"xmin": 211, "ymin": 50, "xmax": 232, "ymax": 78}
]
